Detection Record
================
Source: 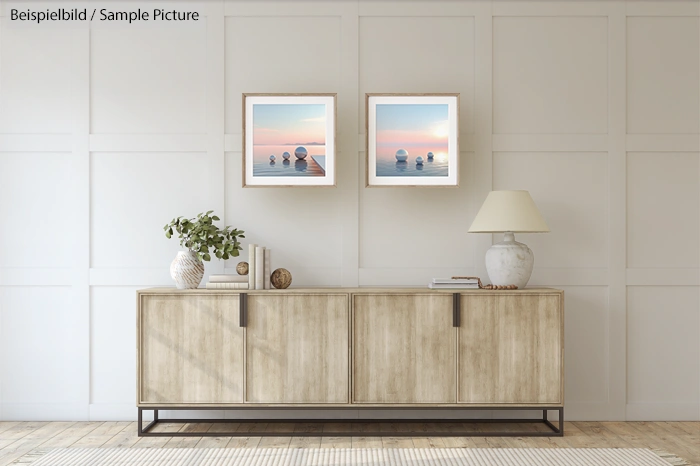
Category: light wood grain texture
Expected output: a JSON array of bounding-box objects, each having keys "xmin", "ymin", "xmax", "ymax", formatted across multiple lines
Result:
[
  {"xmin": 458, "ymin": 292, "xmax": 563, "ymax": 404},
  {"xmin": 138, "ymin": 294, "xmax": 244, "ymax": 404},
  {"xmin": 245, "ymin": 294, "xmax": 350, "ymax": 403},
  {"xmin": 353, "ymin": 294, "xmax": 456, "ymax": 403}
]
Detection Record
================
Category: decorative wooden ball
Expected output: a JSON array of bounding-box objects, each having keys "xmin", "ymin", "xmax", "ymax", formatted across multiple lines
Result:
[
  {"xmin": 270, "ymin": 268, "xmax": 292, "ymax": 289},
  {"xmin": 236, "ymin": 261, "xmax": 249, "ymax": 275}
]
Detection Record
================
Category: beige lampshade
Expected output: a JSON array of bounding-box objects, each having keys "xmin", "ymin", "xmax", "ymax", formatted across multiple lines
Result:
[{"xmin": 469, "ymin": 190, "xmax": 550, "ymax": 233}]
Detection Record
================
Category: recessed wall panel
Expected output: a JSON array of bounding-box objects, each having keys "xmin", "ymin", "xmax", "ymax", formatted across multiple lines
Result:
[
  {"xmin": 91, "ymin": 152, "xmax": 212, "ymax": 268},
  {"xmin": 627, "ymin": 286, "xmax": 700, "ymax": 405},
  {"xmin": 90, "ymin": 26, "xmax": 207, "ymax": 134},
  {"xmin": 561, "ymin": 286, "xmax": 609, "ymax": 404},
  {"xmin": 0, "ymin": 28, "xmax": 72, "ymax": 133},
  {"xmin": 225, "ymin": 16, "xmax": 341, "ymax": 133},
  {"xmin": 627, "ymin": 17, "xmax": 700, "ymax": 134},
  {"xmin": 0, "ymin": 287, "xmax": 82, "ymax": 403},
  {"xmin": 493, "ymin": 17, "xmax": 607, "ymax": 134},
  {"xmin": 359, "ymin": 16, "xmax": 475, "ymax": 133},
  {"xmin": 493, "ymin": 152, "xmax": 608, "ymax": 268},
  {"xmin": 627, "ymin": 152, "xmax": 699, "ymax": 268},
  {"xmin": 0, "ymin": 153, "xmax": 74, "ymax": 268},
  {"xmin": 91, "ymin": 286, "xmax": 138, "ymax": 404}
]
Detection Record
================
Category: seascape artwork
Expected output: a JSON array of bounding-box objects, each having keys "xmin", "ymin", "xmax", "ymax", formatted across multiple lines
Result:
[
  {"xmin": 252, "ymin": 104, "xmax": 327, "ymax": 177},
  {"xmin": 375, "ymin": 103, "xmax": 449, "ymax": 177}
]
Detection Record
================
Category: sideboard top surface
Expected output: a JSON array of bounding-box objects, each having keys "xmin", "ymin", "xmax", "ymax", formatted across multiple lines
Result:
[{"xmin": 138, "ymin": 287, "xmax": 563, "ymax": 295}]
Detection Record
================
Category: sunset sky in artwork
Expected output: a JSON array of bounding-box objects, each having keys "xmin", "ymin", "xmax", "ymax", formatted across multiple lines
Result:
[
  {"xmin": 376, "ymin": 104, "xmax": 449, "ymax": 148},
  {"xmin": 253, "ymin": 104, "xmax": 326, "ymax": 146}
]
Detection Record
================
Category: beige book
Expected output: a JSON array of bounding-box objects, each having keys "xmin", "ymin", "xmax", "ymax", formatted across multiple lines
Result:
[{"xmin": 248, "ymin": 244, "xmax": 256, "ymax": 290}]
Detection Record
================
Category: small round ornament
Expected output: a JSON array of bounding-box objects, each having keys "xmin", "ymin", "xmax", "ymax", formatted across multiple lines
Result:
[
  {"xmin": 236, "ymin": 261, "xmax": 249, "ymax": 275},
  {"xmin": 270, "ymin": 268, "xmax": 292, "ymax": 289}
]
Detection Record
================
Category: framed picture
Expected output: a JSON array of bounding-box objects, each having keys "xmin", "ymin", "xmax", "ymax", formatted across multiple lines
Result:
[
  {"xmin": 243, "ymin": 93, "xmax": 336, "ymax": 187},
  {"xmin": 366, "ymin": 93, "xmax": 459, "ymax": 187}
]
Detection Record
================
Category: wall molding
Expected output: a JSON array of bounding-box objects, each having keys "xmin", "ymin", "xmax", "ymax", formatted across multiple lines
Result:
[{"xmin": 89, "ymin": 134, "xmax": 207, "ymax": 152}]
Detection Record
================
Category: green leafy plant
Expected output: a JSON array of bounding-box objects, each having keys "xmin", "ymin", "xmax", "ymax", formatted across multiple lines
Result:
[{"xmin": 164, "ymin": 211, "xmax": 245, "ymax": 262}]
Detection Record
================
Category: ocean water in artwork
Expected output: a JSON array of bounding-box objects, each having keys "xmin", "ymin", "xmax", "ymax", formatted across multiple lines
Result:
[
  {"xmin": 252, "ymin": 103, "xmax": 327, "ymax": 177},
  {"xmin": 375, "ymin": 145, "xmax": 449, "ymax": 177},
  {"xmin": 253, "ymin": 145, "xmax": 326, "ymax": 177},
  {"xmin": 375, "ymin": 103, "xmax": 449, "ymax": 177}
]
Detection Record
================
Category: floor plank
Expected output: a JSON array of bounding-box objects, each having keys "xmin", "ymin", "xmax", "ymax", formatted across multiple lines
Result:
[{"xmin": 1, "ymin": 420, "xmax": 697, "ymax": 466}]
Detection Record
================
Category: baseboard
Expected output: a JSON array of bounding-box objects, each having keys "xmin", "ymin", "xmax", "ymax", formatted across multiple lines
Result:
[
  {"xmin": 89, "ymin": 403, "xmax": 139, "ymax": 421},
  {"xmin": 7, "ymin": 402, "xmax": 695, "ymax": 422},
  {"xmin": 565, "ymin": 402, "xmax": 616, "ymax": 421},
  {"xmin": 1, "ymin": 403, "xmax": 89, "ymax": 421},
  {"xmin": 626, "ymin": 402, "xmax": 700, "ymax": 421}
]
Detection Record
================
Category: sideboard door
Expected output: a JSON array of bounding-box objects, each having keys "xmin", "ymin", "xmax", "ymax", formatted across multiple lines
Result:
[
  {"xmin": 458, "ymin": 293, "xmax": 563, "ymax": 404},
  {"xmin": 138, "ymin": 294, "xmax": 244, "ymax": 404},
  {"xmin": 352, "ymin": 294, "xmax": 456, "ymax": 404},
  {"xmin": 245, "ymin": 293, "xmax": 350, "ymax": 403}
]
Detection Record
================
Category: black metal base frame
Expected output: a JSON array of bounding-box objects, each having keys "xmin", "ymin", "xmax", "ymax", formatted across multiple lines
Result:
[{"xmin": 138, "ymin": 406, "xmax": 563, "ymax": 437}]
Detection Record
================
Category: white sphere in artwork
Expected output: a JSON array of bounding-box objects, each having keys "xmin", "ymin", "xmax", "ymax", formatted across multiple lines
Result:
[
  {"xmin": 282, "ymin": 151, "xmax": 291, "ymax": 160},
  {"xmin": 294, "ymin": 146, "xmax": 308, "ymax": 160},
  {"xmin": 416, "ymin": 156, "xmax": 424, "ymax": 165},
  {"xmin": 269, "ymin": 155, "xmax": 276, "ymax": 161},
  {"xmin": 427, "ymin": 151, "xmax": 434, "ymax": 159},
  {"xmin": 395, "ymin": 149, "xmax": 409, "ymax": 162}
]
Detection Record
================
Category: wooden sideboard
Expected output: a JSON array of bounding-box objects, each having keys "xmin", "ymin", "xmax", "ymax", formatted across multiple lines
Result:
[{"xmin": 136, "ymin": 287, "xmax": 564, "ymax": 437}]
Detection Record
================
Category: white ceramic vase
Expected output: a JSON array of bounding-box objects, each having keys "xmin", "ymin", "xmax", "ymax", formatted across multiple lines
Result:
[
  {"xmin": 484, "ymin": 232, "xmax": 534, "ymax": 289},
  {"xmin": 170, "ymin": 251, "xmax": 204, "ymax": 289}
]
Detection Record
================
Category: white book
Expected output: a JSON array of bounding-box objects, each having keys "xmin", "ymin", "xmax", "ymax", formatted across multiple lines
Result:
[
  {"xmin": 264, "ymin": 249, "xmax": 271, "ymax": 289},
  {"xmin": 206, "ymin": 282, "xmax": 249, "ymax": 289},
  {"xmin": 428, "ymin": 282, "xmax": 480, "ymax": 289},
  {"xmin": 209, "ymin": 274, "xmax": 248, "ymax": 283},
  {"xmin": 248, "ymin": 244, "xmax": 256, "ymax": 290},
  {"xmin": 255, "ymin": 246, "xmax": 265, "ymax": 290},
  {"xmin": 432, "ymin": 278, "xmax": 479, "ymax": 284}
]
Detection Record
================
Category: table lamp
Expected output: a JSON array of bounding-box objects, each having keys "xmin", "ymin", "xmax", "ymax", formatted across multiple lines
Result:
[{"xmin": 468, "ymin": 190, "xmax": 549, "ymax": 289}]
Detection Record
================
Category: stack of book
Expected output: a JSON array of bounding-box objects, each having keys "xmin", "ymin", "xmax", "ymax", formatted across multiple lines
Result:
[
  {"xmin": 428, "ymin": 277, "xmax": 480, "ymax": 289},
  {"xmin": 248, "ymin": 244, "xmax": 272, "ymax": 290},
  {"xmin": 205, "ymin": 274, "xmax": 249, "ymax": 289}
]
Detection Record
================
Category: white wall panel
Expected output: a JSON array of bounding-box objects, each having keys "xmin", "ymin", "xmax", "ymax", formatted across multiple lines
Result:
[
  {"xmin": 493, "ymin": 152, "xmax": 608, "ymax": 268},
  {"xmin": 493, "ymin": 16, "xmax": 608, "ymax": 134},
  {"xmin": 360, "ymin": 152, "xmax": 475, "ymax": 270},
  {"xmin": 358, "ymin": 16, "xmax": 475, "ymax": 132},
  {"xmin": 223, "ymin": 152, "xmax": 343, "ymax": 282},
  {"xmin": 0, "ymin": 287, "xmax": 82, "ymax": 404},
  {"xmin": 561, "ymin": 286, "xmax": 609, "ymax": 404},
  {"xmin": 627, "ymin": 152, "xmax": 700, "ymax": 268},
  {"xmin": 90, "ymin": 26, "xmax": 207, "ymax": 134},
  {"xmin": 90, "ymin": 152, "xmax": 212, "ymax": 268},
  {"xmin": 224, "ymin": 16, "xmax": 342, "ymax": 133},
  {"xmin": 0, "ymin": 153, "xmax": 74, "ymax": 268},
  {"xmin": 627, "ymin": 17, "xmax": 700, "ymax": 134},
  {"xmin": 0, "ymin": 28, "xmax": 72, "ymax": 134},
  {"xmin": 0, "ymin": 0, "xmax": 698, "ymax": 422},
  {"xmin": 627, "ymin": 286, "xmax": 700, "ymax": 418},
  {"xmin": 90, "ymin": 287, "xmax": 138, "ymax": 405}
]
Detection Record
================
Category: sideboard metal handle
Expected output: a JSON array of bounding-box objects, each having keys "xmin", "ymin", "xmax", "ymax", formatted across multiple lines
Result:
[
  {"xmin": 453, "ymin": 293, "xmax": 460, "ymax": 327},
  {"xmin": 240, "ymin": 293, "xmax": 247, "ymax": 327}
]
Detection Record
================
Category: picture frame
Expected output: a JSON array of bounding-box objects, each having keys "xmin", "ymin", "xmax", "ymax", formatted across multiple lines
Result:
[
  {"xmin": 243, "ymin": 93, "xmax": 337, "ymax": 187},
  {"xmin": 366, "ymin": 93, "xmax": 459, "ymax": 187}
]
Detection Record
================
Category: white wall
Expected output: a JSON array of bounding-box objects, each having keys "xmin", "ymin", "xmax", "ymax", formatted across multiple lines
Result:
[{"xmin": 0, "ymin": 0, "xmax": 698, "ymax": 422}]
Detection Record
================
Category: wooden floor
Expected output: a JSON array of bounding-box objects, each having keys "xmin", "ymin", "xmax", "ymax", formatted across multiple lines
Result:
[{"xmin": 0, "ymin": 421, "xmax": 696, "ymax": 465}]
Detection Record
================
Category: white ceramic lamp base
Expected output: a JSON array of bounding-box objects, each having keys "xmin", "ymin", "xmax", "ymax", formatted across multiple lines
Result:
[{"xmin": 485, "ymin": 232, "xmax": 534, "ymax": 289}]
